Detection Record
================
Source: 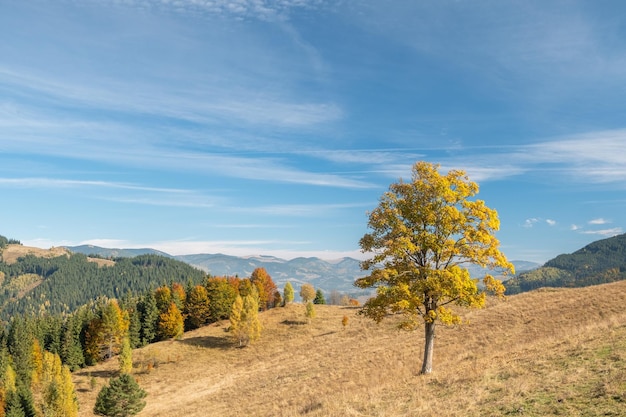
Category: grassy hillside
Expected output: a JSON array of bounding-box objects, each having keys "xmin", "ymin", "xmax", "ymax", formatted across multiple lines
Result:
[
  {"xmin": 506, "ymin": 233, "xmax": 626, "ymax": 294},
  {"xmin": 73, "ymin": 281, "xmax": 626, "ymax": 417}
]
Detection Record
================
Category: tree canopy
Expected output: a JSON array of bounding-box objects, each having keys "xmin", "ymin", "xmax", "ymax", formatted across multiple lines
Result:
[{"xmin": 355, "ymin": 161, "xmax": 513, "ymax": 374}]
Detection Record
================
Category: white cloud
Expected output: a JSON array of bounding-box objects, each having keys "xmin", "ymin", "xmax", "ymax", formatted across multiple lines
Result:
[
  {"xmin": 581, "ymin": 227, "xmax": 622, "ymax": 237},
  {"xmin": 570, "ymin": 224, "xmax": 580, "ymax": 231},
  {"xmin": 546, "ymin": 219, "xmax": 556, "ymax": 226},
  {"xmin": 86, "ymin": 0, "xmax": 331, "ymax": 22},
  {"xmin": 588, "ymin": 218, "xmax": 610, "ymax": 225},
  {"xmin": 523, "ymin": 218, "xmax": 539, "ymax": 228}
]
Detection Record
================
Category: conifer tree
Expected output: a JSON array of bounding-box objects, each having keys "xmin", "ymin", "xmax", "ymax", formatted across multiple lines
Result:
[
  {"xmin": 60, "ymin": 315, "xmax": 85, "ymax": 371},
  {"xmin": 283, "ymin": 282, "xmax": 294, "ymax": 305},
  {"xmin": 7, "ymin": 317, "xmax": 35, "ymax": 384},
  {"xmin": 137, "ymin": 292, "xmax": 158, "ymax": 346},
  {"xmin": 94, "ymin": 374, "xmax": 146, "ymax": 417},
  {"xmin": 313, "ymin": 289, "xmax": 326, "ymax": 305},
  {"xmin": 126, "ymin": 306, "xmax": 142, "ymax": 349}
]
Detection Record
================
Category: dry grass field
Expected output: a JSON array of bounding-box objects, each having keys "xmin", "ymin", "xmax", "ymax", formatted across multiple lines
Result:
[
  {"xmin": 73, "ymin": 281, "xmax": 626, "ymax": 417},
  {"xmin": 0, "ymin": 243, "xmax": 114, "ymax": 267},
  {"xmin": 0, "ymin": 244, "xmax": 70, "ymax": 264}
]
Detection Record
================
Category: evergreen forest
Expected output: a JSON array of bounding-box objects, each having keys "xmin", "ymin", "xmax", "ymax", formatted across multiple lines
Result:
[
  {"xmin": 0, "ymin": 239, "xmax": 205, "ymax": 321},
  {"xmin": 505, "ymin": 233, "xmax": 626, "ymax": 294}
]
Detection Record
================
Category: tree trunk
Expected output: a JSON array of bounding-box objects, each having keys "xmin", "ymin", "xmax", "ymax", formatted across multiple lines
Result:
[{"xmin": 420, "ymin": 320, "xmax": 436, "ymax": 374}]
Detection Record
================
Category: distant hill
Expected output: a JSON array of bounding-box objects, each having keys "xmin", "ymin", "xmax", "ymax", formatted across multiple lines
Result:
[
  {"xmin": 505, "ymin": 233, "xmax": 626, "ymax": 294},
  {"xmin": 0, "ymin": 242, "xmax": 205, "ymax": 320},
  {"xmin": 66, "ymin": 245, "xmax": 537, "ymax": 295},
  {"xmin": 65, "ymin": 244, "xmax": 172, "ymax": 259}
]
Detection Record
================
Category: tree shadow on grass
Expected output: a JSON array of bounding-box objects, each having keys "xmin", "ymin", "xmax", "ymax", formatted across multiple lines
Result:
[
  {"xmin": 178, "ymin": 335, "xmax": 233, "ymax": 350},
  {"xmin": 281, "ymin": 319, "xmax": 307, "ymax": 326},
  {"xmin": 74, "ymin": 369, "xmax": 118, "ymax": 379}
]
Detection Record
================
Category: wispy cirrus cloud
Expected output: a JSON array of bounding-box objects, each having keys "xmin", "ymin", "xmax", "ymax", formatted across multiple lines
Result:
[
  {"xmin": 434, "ymin": 129, "xmax": 626, "ymax": 186},
  {"xmin": 588, "ymin": 218, "xmax": 610, "ymax": 225},
  {"xmin": 0, "ymin": 67, "xmax": 342, "ymax": 129},
  {"xmin": 0, "ymin": 177, "xmax": 187, "ymax": 193},
  {"xmin": 82, "ymin": 0, "xmax": 332, "ymax": 21},
  {"xmin": 233, "ymin": 202, "xmax": 371, "ymax": 217},
  {"xmin": 581, "ymin": 227, "xmax": 622, "ymax": 237}
]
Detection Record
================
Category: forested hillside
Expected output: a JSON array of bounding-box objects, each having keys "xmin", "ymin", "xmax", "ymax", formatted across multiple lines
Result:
[
  {"xmin": 505, "ymin": 233, "xmax": 626, "ymax": 294},
  {"xmin": 0, "ymin": 238, "xmax": 205, "ymax": 321}
]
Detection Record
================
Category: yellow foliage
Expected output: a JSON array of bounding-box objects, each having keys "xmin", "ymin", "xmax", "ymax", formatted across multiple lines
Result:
[{"xmin": 357, "ymin": 161, "xmax": 514, "ymax": 372}]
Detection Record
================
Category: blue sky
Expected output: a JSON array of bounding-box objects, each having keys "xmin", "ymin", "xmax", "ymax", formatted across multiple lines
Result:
[{"xmin": 2, "ymin": 0, "xmax": 626, "ymax": 263}]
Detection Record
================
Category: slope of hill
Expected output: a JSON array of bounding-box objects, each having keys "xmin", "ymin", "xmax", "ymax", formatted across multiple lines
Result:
[
  {"xmin": 506, "ymin": 233, "xmax": 626, "ymax": 294},
  {"xmin": 0, "ymin": 243, "xmax": 205, "ymax": 320},
  {"xmin": 73, "ymin": 280, "xmax": 626, "ymax": 417}
]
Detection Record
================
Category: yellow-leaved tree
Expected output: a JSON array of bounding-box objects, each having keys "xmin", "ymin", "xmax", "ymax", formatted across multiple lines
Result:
[{"xmin": 355, "ymin": 161, "xmax": 513, "ymax": 374}]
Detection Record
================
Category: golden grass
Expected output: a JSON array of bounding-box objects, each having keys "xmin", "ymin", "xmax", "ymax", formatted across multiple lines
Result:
[
  {"xmin": 0, "ymin": 244, "xmax": 70, "ymax": 264},
  {"xmin": 0, "ymin": 243, "xmax": 114, "ymax": 267},
  {"xmin": 73, "ymin": 282, "xmax": 626, "ymax": 417}
]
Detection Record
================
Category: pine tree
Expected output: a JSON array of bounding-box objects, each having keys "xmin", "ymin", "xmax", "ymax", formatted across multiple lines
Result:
[
  {"xmin": 94, "ymin": 374, "xmax": 146, "ymax": 417},
  {"xmin": 313, "ymin": 289, "xmax": 326, "ymax": 305},
  {"xmin": 7, "ymin": 317, "xmax": 35, "ymax": 384},
  {"xmin": 126, "ymin": 306, "xmax": 142, "ymax": 349},
  {"xmin": 137, "ymin": 292, "xmax": 158, "ymax": 346},
  {"xmin": 60, "ymin": 314, "xmax": 85, "ymax": 371},
  {"xmin": 283, "ymin": 282, "xmax": 294, "ymax": 305}
]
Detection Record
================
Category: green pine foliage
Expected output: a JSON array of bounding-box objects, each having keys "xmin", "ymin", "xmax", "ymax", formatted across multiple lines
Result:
[
  {"xmin": 0, "ymin": 253, "xmax": 205, "ymax": 321},
  {"xmin": 313, "ymin": 289, "xmax": 326, "ymax": 305},
  {"xmin": 137, "ymin": 292, "xmax": 159, "ymax": 346},
  {"xmin": 506, "ymin": 233, "xmax": 626, "ymax": 294},
  {"xmin": 94, "ymin": 374, "xmax": 146, "ymax": 417}
]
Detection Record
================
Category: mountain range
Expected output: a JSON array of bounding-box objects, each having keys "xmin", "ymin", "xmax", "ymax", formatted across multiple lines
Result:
[{"xmin": 65, "ymin": 245, "xmax": 540, "ymax": 295}]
